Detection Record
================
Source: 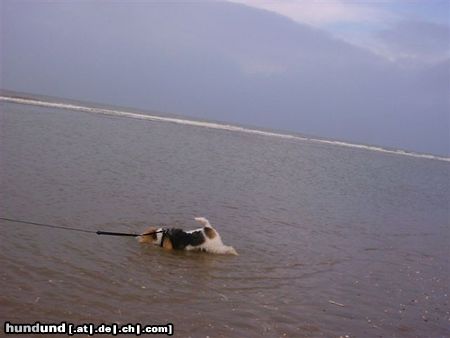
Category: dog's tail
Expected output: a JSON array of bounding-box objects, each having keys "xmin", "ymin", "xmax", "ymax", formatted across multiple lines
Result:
[{"xmin": 194, "ymin": 217, "xmax": 213, "ymax": 229}]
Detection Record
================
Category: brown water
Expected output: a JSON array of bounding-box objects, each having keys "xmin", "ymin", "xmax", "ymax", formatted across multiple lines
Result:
[{"xmin": 1, "ymin": 101, "xmax": 449, "ymax": 337}]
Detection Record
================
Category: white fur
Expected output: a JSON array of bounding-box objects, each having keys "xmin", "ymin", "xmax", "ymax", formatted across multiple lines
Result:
[{"xmin": 187, "ymin": 217, "xmax": 238, "ymax": 255}]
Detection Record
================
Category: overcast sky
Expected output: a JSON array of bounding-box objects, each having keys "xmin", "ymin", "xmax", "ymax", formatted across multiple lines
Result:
[{"xmin": 1, "ymin": 0, "xmax": 449, "ymax": 155}]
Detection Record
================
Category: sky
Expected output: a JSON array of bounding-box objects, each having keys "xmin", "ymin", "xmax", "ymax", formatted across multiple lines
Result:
[
  {"xmin": 230, "ymin": 0, "xmax": 450, "ymax": 63},
  {"xmin": 1, "ymin": 0, "xmax": 449, "ymax": 156}
]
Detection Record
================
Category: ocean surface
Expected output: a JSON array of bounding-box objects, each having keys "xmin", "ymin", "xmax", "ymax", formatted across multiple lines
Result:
[{"xmin": 0, "ymin": 99, "xmax": 449, "ymax": 337}]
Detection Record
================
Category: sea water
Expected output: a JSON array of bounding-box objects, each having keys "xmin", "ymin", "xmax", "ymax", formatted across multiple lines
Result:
[{"xmin": 0, "ymin": 100, "xmax": 448, "ymax": 337}]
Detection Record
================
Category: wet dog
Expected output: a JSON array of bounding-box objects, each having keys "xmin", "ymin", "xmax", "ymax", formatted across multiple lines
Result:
[{"xmin": 138, "ymin": 217, "xmax": 237, "ymax": 255}]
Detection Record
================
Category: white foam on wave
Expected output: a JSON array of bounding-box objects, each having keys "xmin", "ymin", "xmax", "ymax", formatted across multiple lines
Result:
[{"xmin": 1, "ymin": 95, "xmax": 449, "ymax": 162}]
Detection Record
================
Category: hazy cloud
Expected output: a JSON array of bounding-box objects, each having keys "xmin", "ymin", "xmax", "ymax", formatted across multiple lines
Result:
[
  {"xmin": 377, "ymin": 20, "xmax": 450, "ymax": 62},
  {"xmin": 228, "ymin": 0, "xmax": 392, "ymax": 27},
  {"xmin": 228, "ymin": 0, "xmax": 450, "ymax": 64}
]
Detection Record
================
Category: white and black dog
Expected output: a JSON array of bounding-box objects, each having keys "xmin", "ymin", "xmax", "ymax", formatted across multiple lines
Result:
[{"xmin": 138, "ymin": 217, "xmax": 237, "ymax": 255}]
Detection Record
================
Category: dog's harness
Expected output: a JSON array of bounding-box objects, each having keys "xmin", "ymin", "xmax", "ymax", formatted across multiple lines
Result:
[{"xmin": 159, "ymin": 229, "xmax": 168, "ymax": 247}]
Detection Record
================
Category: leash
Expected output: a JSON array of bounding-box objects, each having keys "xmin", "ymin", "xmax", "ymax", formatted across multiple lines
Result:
[
  {"xmin": 97, "ymin": 230, "xmax": 165, "ymax": 237},
  {"xmin": 0, "ymin": 217, "xmax": 164, "ymax": 237}
]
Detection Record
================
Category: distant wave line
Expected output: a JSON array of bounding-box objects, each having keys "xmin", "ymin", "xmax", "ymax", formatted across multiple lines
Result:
[{"xmin": 1, "ymin": 95, "xmax": 449, "ymax": 163}]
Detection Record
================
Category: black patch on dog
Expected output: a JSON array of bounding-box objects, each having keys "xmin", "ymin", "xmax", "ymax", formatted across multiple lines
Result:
[{"xmin": 165, "ymin": 228, "xmax": 205, "ymax": 250}]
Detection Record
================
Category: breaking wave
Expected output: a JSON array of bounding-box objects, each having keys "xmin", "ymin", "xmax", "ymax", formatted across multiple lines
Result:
[{"xmin": 1, "ymin": 95, "xmax": 449, "ymax": 162}]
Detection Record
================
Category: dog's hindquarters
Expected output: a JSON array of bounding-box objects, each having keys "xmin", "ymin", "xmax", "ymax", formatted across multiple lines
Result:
[
  {"xmin": 194, "ymin": 216, "xmax": 219, "ymax": 241},
  {"xmin": 194, "ymin": 217, "xmax": 238, "ymax": 255}
]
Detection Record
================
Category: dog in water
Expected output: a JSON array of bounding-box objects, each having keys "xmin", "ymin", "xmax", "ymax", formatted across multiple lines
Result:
[{"xmin": 138, "ymin": 217, "xmax": 238, "ymax": 255}]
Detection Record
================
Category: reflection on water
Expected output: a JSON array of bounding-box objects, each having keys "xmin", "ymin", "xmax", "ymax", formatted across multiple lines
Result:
[{"xmin": 1, "ymin": 102, "xmax": 449, "ymax": 337}]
